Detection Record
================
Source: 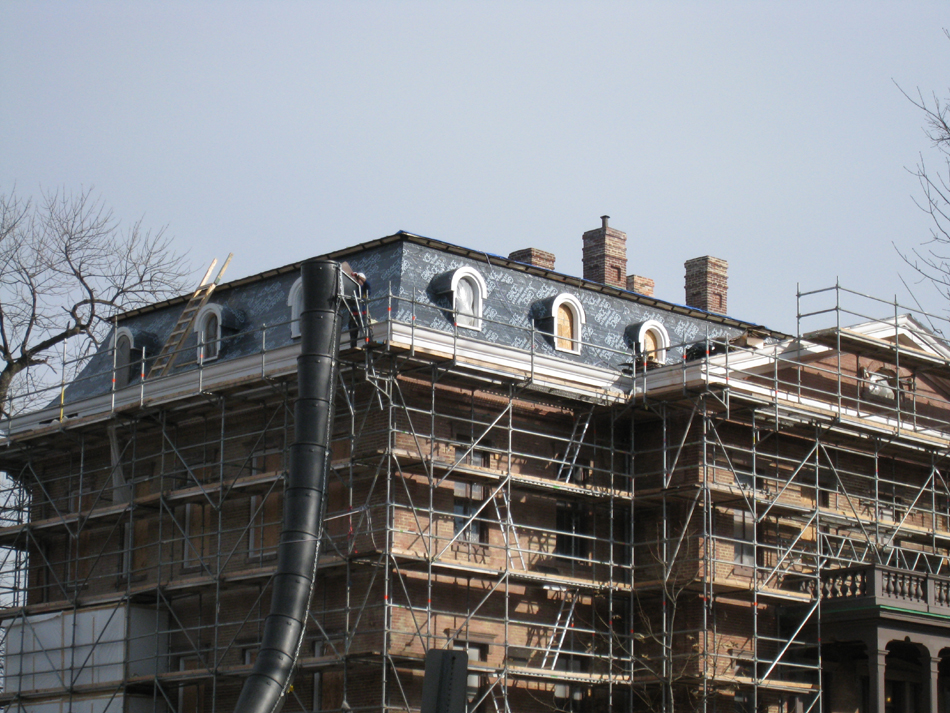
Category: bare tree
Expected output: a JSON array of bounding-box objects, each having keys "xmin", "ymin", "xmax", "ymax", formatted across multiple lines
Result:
[
  {"xmin": 0, "ymin": 187, "xmax": 190, "ymax": 416},
  {"xmin": 897, "ymin": 32, "xmax": 950, "ymax": 308}
]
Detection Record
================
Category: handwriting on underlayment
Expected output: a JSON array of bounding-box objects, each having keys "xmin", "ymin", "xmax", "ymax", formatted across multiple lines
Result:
[
  {"xmin": 604, "ymin": 331, "xmax": 627, "ymax": 353},
  {"xmin": 677, "ymin": 321, "xmax": 702, "ymax": 344},
  {"xmin": 505, "ymin": 284, "xmax": 537, "ymax": 305},
  {"xmin": 508, "ymin": 336, "xmax": 531, "ymax": 351},
  {"xmin": 487, "ymin": 269, "xmax": 514, "ymax": 287},
  {"xmin": 593, "ymin": 305, "xmax": 623, "ymax": 330}
]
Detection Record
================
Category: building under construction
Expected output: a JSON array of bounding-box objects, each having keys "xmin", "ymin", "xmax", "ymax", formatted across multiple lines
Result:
[{"xmin": 2, "ymin": 219, "xmax": 950, "ymax": 713}]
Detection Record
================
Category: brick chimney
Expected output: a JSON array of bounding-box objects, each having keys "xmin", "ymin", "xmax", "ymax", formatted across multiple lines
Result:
[
  {"xmin": 626, "ymin": 274, "xmax": 654, "ymax": 297},
  {"xmin": 508, "ymin": 248, "xmax": 555, "ymax": 270},
  {"xmin": 684, "ymin": 256, "xmax": 728, "ymax": 314},
  {"xmin": 583, "ymin": 215, "xmax": 627, "ymax": 289}
]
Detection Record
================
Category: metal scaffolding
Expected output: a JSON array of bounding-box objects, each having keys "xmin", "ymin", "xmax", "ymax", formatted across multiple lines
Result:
[{"xmin": 0, "ymin": 281, "xmax": 949, "ymax": 712}]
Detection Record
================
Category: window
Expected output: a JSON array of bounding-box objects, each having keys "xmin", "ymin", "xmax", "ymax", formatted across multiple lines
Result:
[
  {"xmin": 452, "ymin": 640, "xmax": 486, "ymax": 709},
  {"xmin": 861, "ymin": 367, "xmax": 898, "ymax": 402},
  {"xmin": 454, "ymin": 481, "xmax": 487, "ymax": 544},
  {"xmin": 555, "ymin": 502, "xmax": 589, "ymax": 560},
  {"xmin": 628, "ymin": 319, "xmax": 671, "ymax": 365},
  {"xmin": 317, "ymin": 637, "xmax": 345, "ymax": 711},
  {"xmin": 554, "ymin": 656, "xmax": 586, "ymax": 703},
  {"xmin": 115, "ymin": 331, "xmax": 132, "ymax": 389},
  {"xmin": 288, "ymin": 277, "xmax": 303, "ymax": 339},
  {"xmin": 179, "ymin": 657, "xmax": 206, "ymax": 713},
  {"xmin": 551, "ymin": 294, "xmax": 585, "ymax": 354},
  {"xmin": 194, "ymin": 305, "xmax": 223, "ymax": 361},
  {"xmin": 430, "ymin": 266, "xmax": 489, "ymax": 331},
  {"xmin": 183, "ymin": 502, "xmax": 213, "ymax": 568},
  {"xmin": 734, "ymin": 691, "xmax": 753, "ymax": 713},
  {"xmin": 734, "ymin": 511, "xmax": 755, "ymax": 568},
  {"xmin": 249, "ymin": 493, "xmax": 281, "ymax": 559},
  {"xmin": 557, "ymin": 304, "xmax": 574, "ymax": 350},
  {"xmin": 455, "ymin": 435, "xmax": 492, "ymax": 469},
  {"xmin": 439, "ymin": 266, "xmax": 488, "ymax": 331},
  {"xmin": 121, "ymin": 519, "xmax": 150, "ymax": 577},
  {"xmin": 112, "ymin": 327, "xmax": 142, "ymax": 388}
]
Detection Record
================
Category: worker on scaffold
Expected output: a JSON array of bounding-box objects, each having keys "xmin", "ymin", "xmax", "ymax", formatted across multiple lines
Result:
[{"xmin": 349, "ymin": 271, "xmax": 372, "ymax": 348}]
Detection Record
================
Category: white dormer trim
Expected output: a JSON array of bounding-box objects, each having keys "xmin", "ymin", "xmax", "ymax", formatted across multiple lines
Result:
[
  {"xmin": 288, "ymin": 277, "xmax": 303, "ymax": 339},
  {"xmin": 113, "ymin": 327, "xmax": 136, "ymax": 389},
  {"xmin": 552, "ymin": 294, "xmax": 585, "ymax": 354},
  {"xmin": 451, "ymin": 266, "xmax": 488, "ymax": 331},
  {"xmin": 194, "ymin": 304, "xmax": 224, "ymax": 361},
  {"xmin": 631, "ymin": 319, "xmax": 671, "ymax": 363}
]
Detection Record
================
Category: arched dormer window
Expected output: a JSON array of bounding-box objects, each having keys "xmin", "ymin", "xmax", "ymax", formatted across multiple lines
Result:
[
  {"xmin": 452, "ymin": 267, "xmax": 487, "ymax": 330},
  {"xmin": 195, "ymin": 305, "xmax": 223, "ymax": 362},
  {"xmin": 288, "ymin": 277, "xmax": 303, "ymax": 339},
  {"xmin": 629, "ymin": 319, "xmax": 671, "ymax": 365},
  {"xmin": 113, "ymin": 327, "xmax": 135, "ymax": 389},
  {"xmin": 551, "ymin": 294, "xmax": 585, "ymax": 354},
  {"xmin": 430, "ymin": 266, "xmax": 489, "ymax": 331}
]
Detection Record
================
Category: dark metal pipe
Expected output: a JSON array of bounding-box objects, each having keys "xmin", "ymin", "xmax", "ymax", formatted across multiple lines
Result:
[{"xmin": 235, "ymin": 259, "xmax": 348, "ymax": 713}]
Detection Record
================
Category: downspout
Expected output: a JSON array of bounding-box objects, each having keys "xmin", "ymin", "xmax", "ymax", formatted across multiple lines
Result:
[{"xmin": 236, "ymin": 259, "xmax": 353, "ymax": 713}]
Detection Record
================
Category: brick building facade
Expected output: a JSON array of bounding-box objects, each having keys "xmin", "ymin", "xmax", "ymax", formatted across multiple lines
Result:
[{"xmin": 1, "ymin": 222, "xmax": 950, "ymax": 712}]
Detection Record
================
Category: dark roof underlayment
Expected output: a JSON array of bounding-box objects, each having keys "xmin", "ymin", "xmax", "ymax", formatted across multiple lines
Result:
[{"xmin": 62, "ymin": 232, "xmax": 785, "ymax": 405}]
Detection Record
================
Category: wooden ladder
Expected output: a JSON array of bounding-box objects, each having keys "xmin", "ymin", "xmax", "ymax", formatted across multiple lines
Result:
[{"xmin": 146, "ymin": 254, "xmax": 233, "ymax": 379}]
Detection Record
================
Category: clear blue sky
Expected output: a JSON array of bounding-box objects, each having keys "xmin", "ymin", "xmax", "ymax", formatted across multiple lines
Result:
[{"xmin": 2, "ymin": 1, "xmax": 948, "ymax": 333}]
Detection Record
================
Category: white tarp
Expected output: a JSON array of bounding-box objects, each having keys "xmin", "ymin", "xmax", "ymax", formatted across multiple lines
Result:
[
  {"xmin": 3, "ymin": 605, "xmax": 168, "ymax": 695},
  {"xmin": 5, "ymin": 693, "xmax": 166, "ymax": 713}
]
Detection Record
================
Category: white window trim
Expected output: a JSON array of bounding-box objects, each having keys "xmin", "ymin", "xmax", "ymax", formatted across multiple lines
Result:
[
  {"xmin": 113, "ymin": 327, "xmax": 136, "ymax": 388},
  {"xmin": 551, "ymin": 293, "xmax": 585, "ymax": 354},
  {"xmin": 288, "ymin": 277, "xmax": 303, "ymax": 339},
  {"xmin": 450, "ymin": 266, "xmax": 488, "ymax": 331},
  {"xmin": 194, "ymin": 304, "xmax": 224, "ymax": 362},
  {"xmin": 115, "ymin": 327, "xmax": 135, "ymax": 351},
  {"xmin": 633, "ymin": 319, "xmax": 671, "ymax": 363}
]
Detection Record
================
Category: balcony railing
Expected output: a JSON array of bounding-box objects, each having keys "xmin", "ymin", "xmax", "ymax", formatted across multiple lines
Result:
[{"xmin": 820, "ymin": 563, "xmax": 950, "ymax": 615}]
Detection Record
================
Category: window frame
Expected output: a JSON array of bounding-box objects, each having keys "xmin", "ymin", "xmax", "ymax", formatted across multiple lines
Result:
[
  {"xmin": 288, "ymin": 277, "xmax": 303, "ymax": 339},
  {"xmin": 454, "ymin": 481, "xmax": 488, "ymax": 545},
  {"xmin": 194, "ymin": 304, "xmax": 224, "ymax": 362},
  {"xmin": 449, "ymin": 266, "xmax": 488, "ymax": 332},
  {"xmin": 630, "ymin": 319, "xmax": 671, "ymax": 365},
  {"xmin": 733, "ymin": 510, "xmax": 755, "ymax": 569},
  {"xmin": 555, "ymin": 500, "xmax": 590, "ymax": 561},
  {"xmin": 113, "ymin": 327, "xmax": 135, "ymax": 389},
  {"xmin": 551, "ymin": 294, "xmax": 585, "ymax": 355},
  {"xmin": 248, "ymin": 492, "xmax": 281, "ymax": 560}
]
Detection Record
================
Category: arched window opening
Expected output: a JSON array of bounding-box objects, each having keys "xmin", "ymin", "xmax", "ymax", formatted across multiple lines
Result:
[
  {"xmin": 115, "ymin": 333, "xmax": 132, "ymax": 389},
  {"xmin": 627, "ymin": 319, "xmax": 671, "ymax": 365},
  {"xmin": 455, "ymin": 277, "xmax": 478, "ymax": 328},
  {"xmin": 642, "ymin": 328, "xmax": 659, "ymax": 362},
  {"xmin": 194, "ymin": 306, "xmax": 224, "ymax": 362},
  {"xmin": 556, "ymin": 304, "xmax": 574, "ymax": 351},
  {"xmin": 862, "ymin": 366, "xmax": 900, "ymax": 402},
  {"xmin": 550, "ymin": 294, "xmax": 585, "ymax": 354},
  {"xmin": 288, "ymin": 277, "xmax": 303, "ymax": 339},
  {"xmin": 202, "ymin": 312, "xmax": 219, "ymax": 360},
  {"xmin": 430, "ymin": 266, "xmax": 488, "ymax": 332}
]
